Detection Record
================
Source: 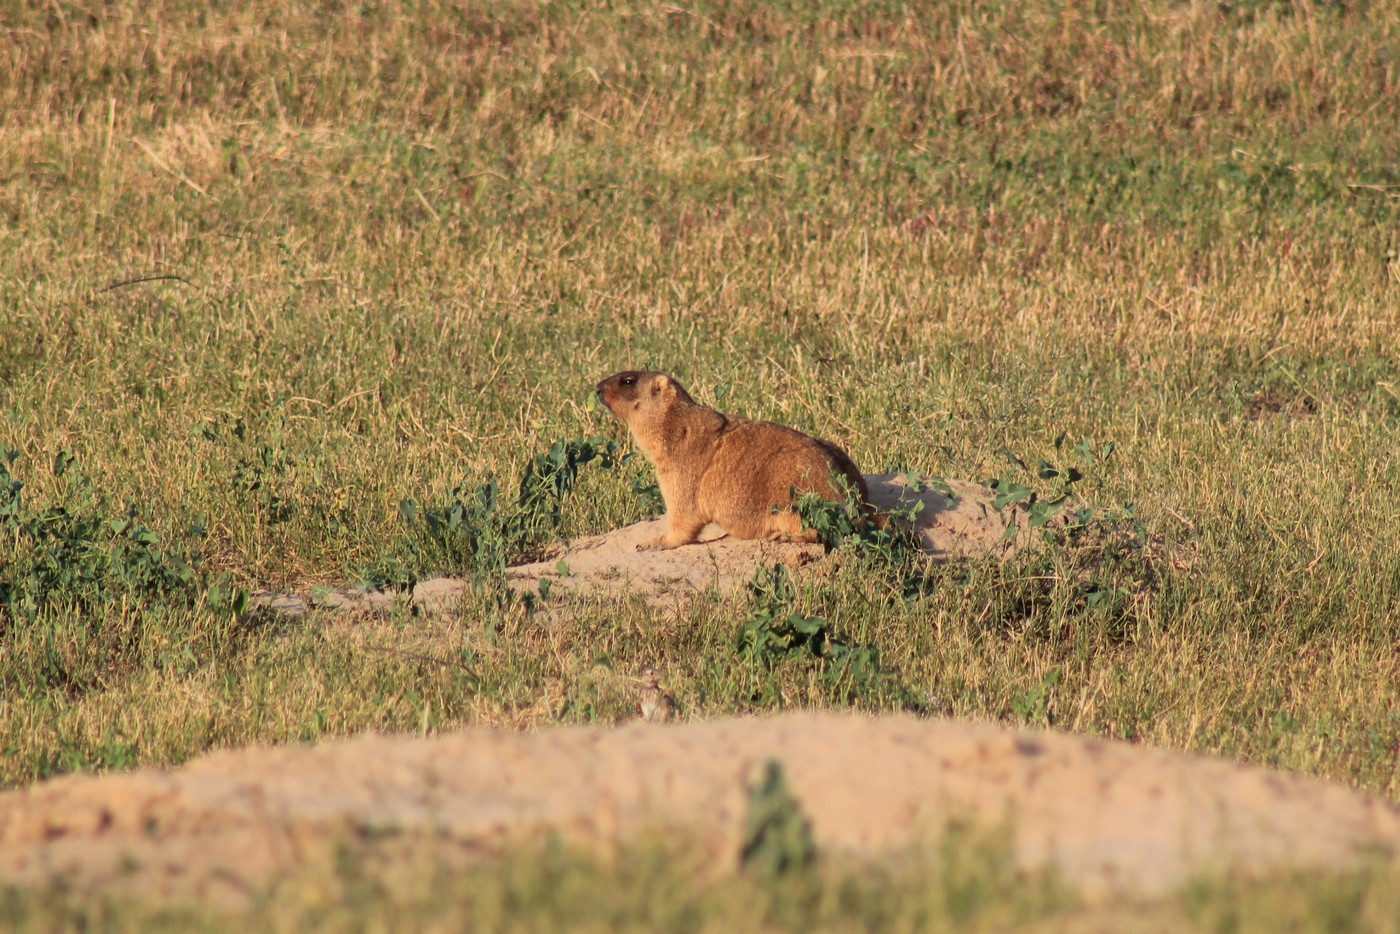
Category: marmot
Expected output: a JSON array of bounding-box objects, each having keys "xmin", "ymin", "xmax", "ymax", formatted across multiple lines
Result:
[{"xmin": 596, "ymin": 370, "xmax": 871, "ymax": 550}]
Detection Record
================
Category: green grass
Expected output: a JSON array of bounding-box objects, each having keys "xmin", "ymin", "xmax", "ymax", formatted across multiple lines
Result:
[
  {"xmin": 0, "ymin": 830, "xmax": 1074, "ymax": 933},
  {"xmin": 1, "ymin": 834, "xmax": 1399, "ymax": 933},
  {"xmin": 2, "ymin": 0, "xmax": 1399, "ymax": 926}
]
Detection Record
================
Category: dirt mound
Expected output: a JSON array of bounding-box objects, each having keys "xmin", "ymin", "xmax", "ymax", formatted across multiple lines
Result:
[
  {"xmin": 252, "ymin": 475, "xmax": 1029, "ymax": 615},
  {"xmin": 504, "ymin": 474, "xmax": 1021, "ymax": 605},
  {"xmin": 3, "ymin": 714, "xmax": 1397, "ymax": 909}
]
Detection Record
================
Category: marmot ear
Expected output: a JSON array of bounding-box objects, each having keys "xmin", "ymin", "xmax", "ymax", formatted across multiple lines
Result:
[{"xmin": 651, "ymin": 375, "xmax": 671, "ymax": 397}]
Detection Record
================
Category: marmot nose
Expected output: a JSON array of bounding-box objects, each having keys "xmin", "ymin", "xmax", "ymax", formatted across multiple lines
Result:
[{"xmin": 595, "ymin": 380, "xmax": 608, "ymax": 395}]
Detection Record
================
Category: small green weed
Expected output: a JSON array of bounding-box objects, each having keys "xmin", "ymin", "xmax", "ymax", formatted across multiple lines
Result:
[
  {"xmin": 0, "ymin": 449, "xmax": 200, "ymax": 625},
  {"xmin": 737, "ymin": 565, "xmax": 927, "ymax": 713},
  {"xmin": 736, "ymin": 565, "xmax": 832, "ymax": 666},
  {"xmin": 989, "ymin": 434, "xmax": 1115, "ymax": 536},
  {"xmin": 1011, "ymin": 668, "xmax": 1064, "ymax": 728},
  {"xmin": 740, "ymin": 760, "xmax": 817, "ymax": 878},
  {"xmin": 516, "ymin": 436, "xmax": 620, "ymax": 535},
  {"xmin": 197, "ymin": 414, "xmax": 299, "ymax": 526},
  {"xmin": 794, "ymin": 473, "xmax": 924, "ymax": 557},
  {"xmin": 381, "ymin": 436, "xmax": 619, "ymax": 589}
]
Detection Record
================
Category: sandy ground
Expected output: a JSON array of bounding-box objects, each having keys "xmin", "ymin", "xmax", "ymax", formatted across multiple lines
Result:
[
  {"xmin": 2, "ymin": 713, "xmax": 1397, "ymax": 909},
  {"xmin": 253, "ymin": 474, "xmax": 1033, "ymax": 615}
]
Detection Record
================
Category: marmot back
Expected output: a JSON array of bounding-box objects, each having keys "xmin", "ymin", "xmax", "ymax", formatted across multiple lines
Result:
[{"xmin": 596, "ymin": 370, "xmax": 870, "ymax": 550}]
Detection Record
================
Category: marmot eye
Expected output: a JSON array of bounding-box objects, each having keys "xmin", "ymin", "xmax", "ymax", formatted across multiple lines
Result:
[{"xmin": 621, "ymin": 376, "xmax": 635, "ymax": 386}]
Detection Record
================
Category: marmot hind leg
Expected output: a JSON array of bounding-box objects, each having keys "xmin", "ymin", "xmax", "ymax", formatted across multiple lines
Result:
[
  {"xmin": 761, "ymin": 509, "xmax": 820, "ymax": 544},
  {"xmin": 638, "ymin": 512, "xmax": 708, "ymax": 551}
]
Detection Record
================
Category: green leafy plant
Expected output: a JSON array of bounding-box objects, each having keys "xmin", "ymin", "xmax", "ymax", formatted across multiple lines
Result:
[
  {"xmin": 736, "ymin": 565, "xmax": 831, "ymax": 667},
  {"xmin": 794, "ymin": 472, "xmax": 924, "ymax": 557},
  {"xmin": 517, "ymin": 436, "xmax": 619, "ymax": 531},
  {"xmin": 1011, "ymin": 668, "xmax": 1064, "ymax": 727},
  {"xmin": 989, "ymin": 434, "xmax": 1116, "ymax": 535},
  {"xmin": 0, "ymin": 450, "xmax": 201, "ymax": 627},
  {"xmin": 736, "ymin": 565, "xmax": 928, "ymax": 712},
  {"xmin": 739, "ymin": 760, "xmax": 817, "ymax": 877},
  {"xmin": 627, "ymin": 470, "xmax": 664, "ymax": 517},
  {"xmin": 385, "ymin": 436, "xmax": 620, "ymax": 589},
  {"xmin": 197, "ymin": 415, "xmax": 299, "ymax": 526}
]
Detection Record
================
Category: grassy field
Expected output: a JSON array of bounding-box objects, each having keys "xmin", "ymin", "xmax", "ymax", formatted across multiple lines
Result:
[{"xmin": 2, "ymin": 0, "xmax": 1399, "ymax": 926}]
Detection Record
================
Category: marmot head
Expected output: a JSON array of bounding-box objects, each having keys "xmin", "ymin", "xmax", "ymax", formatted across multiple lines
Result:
[{"xmin": 595, "ymin": 371, "xmax": 693, "ymax": 418}]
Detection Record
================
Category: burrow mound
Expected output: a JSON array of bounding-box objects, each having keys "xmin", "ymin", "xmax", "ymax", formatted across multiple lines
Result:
[
  {"xmin": 2, "ymin": 713, "xmax": 1397, "ymax": 909},
  {"xmin": 254, "ymin": 474, "xmax": 1036, "ymax": 615}
]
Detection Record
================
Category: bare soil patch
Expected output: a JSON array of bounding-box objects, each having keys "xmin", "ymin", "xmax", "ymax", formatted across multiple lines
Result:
[
  {"xmin": 2, "ymin": 713, "xmax": 1397, "ymax": 910},
  {"xmin": 252, "ymin": 475, "xmax": 1032, "ymax": 615}
]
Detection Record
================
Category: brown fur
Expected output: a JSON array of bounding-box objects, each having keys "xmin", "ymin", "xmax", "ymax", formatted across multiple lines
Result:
[{"xmin": 596, "ymin": 371, "xmax": 872, "ymax": 550}]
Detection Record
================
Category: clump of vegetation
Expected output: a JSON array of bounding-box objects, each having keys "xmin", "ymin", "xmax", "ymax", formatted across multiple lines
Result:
[
  {"xmin": 374, "ymin": 436, "xmax": 619, "ymax": 589},
  {"xmin": 794, "ymin": 472, "xmax": 925, "ymax": 557},
  {"xmin": 987, "ymin": 434, "xmax": 1116, "ymax": 538},
  {"xmin": 0, "ymin": 449, "xmax": 201, "ymax": 626},
  {"xmin": 740, "ymin": 760, "xmax": 818, "ymax": 877},
  {"xmin": 737, "ymin": 565, "xmax": 927, "ymax": 713}
]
